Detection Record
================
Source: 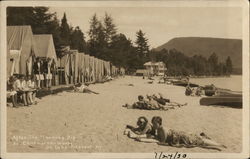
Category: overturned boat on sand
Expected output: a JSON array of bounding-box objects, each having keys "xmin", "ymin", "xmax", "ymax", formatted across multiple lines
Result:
[
  {"xmin": 200, "ymin": 90, "xmax": 242, "ymax": 108},
  {"xmin": 172, "ymin": 80, "xmax": 199, "ymax": 87}
]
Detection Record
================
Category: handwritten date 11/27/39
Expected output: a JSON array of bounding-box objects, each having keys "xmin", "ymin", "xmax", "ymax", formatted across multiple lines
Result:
[{"xmin": 155, "ymin": 152, "xmax": 187, "ymax": 159}]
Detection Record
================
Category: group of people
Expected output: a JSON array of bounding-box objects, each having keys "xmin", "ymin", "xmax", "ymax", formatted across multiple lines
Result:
[
  {"xmin": 123, "ymin": 93, "xmax": 187, "ymax": 110},
  {"xmin": 7, "ymin": 74, "xmax": 38, "ymax": 108},
  {"xmin": 185, "ymin": 85, "xmax": 203, "ymax": 96},
  {"xmin": 33, "ymin": 57, "xmax": 56, "ymax": 89},
  {"xmin": 124, "ymin": 116, "xmax": 227, "ymax": 151}
]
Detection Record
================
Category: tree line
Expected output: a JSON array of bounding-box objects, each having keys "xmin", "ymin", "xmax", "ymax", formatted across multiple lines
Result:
[
  {"xmin": 149, "ymin": 49, "xmax": 233, "ymax": 76},
  {"xmin": 7, "ymin": 7, "xmax": 233, "ymax": 76},
  {"xmin": 7, "ymin": 7, "xmax": 149, "ymax": 72}
]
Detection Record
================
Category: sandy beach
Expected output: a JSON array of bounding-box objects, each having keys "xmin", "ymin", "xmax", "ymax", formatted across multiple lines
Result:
[{"xmin": 7, "ymin": 76, "xmax": 242, "ymax": 153}]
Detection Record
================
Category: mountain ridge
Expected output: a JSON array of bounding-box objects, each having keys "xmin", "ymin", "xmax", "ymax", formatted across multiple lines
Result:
[{"xmin": 155, "ymin": 37, "xmax": 242, "ymax": 69}]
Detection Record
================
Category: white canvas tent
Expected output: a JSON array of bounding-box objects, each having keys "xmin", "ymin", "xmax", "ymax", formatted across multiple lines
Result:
[
  {"xmin": 7, "ymin": 25, "xmax": 36, "ymax": 77},
  {"xmin": 33, "ymin": 34, "xmax": 57, "ymax": 61}
]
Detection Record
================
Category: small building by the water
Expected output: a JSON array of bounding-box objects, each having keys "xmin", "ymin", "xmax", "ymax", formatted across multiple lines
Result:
[
  {"xmin": 144, "ymin": 61, "xmax": 167, "ymax": 76},
  {"xmin": 135, "ymin": 69, "xmax": 148, "ymax": 76}
]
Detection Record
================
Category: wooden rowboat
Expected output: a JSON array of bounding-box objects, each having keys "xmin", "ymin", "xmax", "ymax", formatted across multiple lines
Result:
[
  {"xmin": 200, "ymin": 94, "xmax": 242, "ymax": 108},
  {"xmin": 172, "ymin": 80, "xmax": 199, "ymax": 87}
]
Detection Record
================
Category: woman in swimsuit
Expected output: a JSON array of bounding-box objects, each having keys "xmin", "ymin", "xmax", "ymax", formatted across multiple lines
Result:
[
  {"xmin": 124, "ymin": 116, "xmax": 155, "ymax": 139},
  {"xmin": 137, "ymin": 116, "xmax": 227, "ymax": 151}
]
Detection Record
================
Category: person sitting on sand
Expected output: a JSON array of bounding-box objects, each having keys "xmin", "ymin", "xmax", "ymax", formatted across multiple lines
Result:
[
  {"xmin": 195, "ymin": 86, "xmax": 203, "ymax": 96},
  {"xmin": 158, "ymin": 77, "xmax": 165, "ymax": 84},
  {"xmin": 14, "ymin": 75, "xmax": 29, "ymax": 106},
  {"xmin": 73, "ymin": 83, "xmax": 99, "ymax": 94},
  {"xmin": 148, "ymin": 76, "xmax": 154, "ymax": 80},
  {"xmin": 136, "ymin": 116, "xmax": 227, "ymax": 151},
  {"xmin": 26, "ymin": 76, "xmax": 38, "ymax": 105},
  {"xmin": 7, "ymin": 76, "xmax": 18, "ymax": 108},
  {"xmin": 185, "ymin": 85, "xmax": 192, "ymax": 96},
  {"xmin": 124, "ymin": 116, "xmax": 155, "ymax": 139},
  {"xmin": 24, "ymin": 76, "xmax": 34, "ymax": 105}
]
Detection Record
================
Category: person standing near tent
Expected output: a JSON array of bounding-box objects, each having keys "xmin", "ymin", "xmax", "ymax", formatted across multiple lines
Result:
[
  {"xmin": 34, "ymin": 58, "xmax": 41, "ymax": 89},
  {"xmin": 51, "ymin": 60, "xmax": 57, "ymax": 86},
  {"xmin": 26, "ymin": 56, "xmax": 33, "ymax": 76},
  {"xmin": 42, "ymin": 59, "xmax": 49, "ymax": 88},
  {"xmin": 45, "ymin": 58, "xmax": 52, "ymax": 88},
  {"xmin": 85, "ymin": 67, "xmax": 90, "ymax": 82},
  {"xmin": 40, "ymin": 59, "xmax": 45, "ymax": 88}
]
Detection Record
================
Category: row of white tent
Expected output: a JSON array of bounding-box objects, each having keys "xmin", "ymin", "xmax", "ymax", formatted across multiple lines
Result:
[
  {"xmin": 7, "ymin": 25, "xmax": 124, "ymax": 84},
  {"xmin": 57, "ymin": 50, "xmax": 124, "ymax": 84},
  {"xmin": 7, "ymin": 25, "xmax": 57, "ymax": 77}
]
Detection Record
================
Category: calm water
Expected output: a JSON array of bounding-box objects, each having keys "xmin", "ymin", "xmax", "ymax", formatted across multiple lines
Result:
[{"xmin": 190, "ymin": 75, "xmax": 242, "ymax": 91}]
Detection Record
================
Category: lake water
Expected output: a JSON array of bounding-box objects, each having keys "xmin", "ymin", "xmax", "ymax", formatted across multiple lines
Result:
[{"xmin": 189, "ymin": 75, "xmax": 242, "ymax": 91}]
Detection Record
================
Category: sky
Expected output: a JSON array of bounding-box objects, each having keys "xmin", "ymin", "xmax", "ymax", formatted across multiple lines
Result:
[{"xmin": 50, "ymin": 7, "xmax": 242, "ymax": 48}]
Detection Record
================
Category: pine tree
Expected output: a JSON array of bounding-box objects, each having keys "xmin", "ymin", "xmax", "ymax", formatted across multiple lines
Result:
[
  {"xmin": 7, "ymin": 7, "xmax": 34, "ymax": 25},
  {"xmin": 60, "ymin": 13, "xmax": 71, "ymax": 46},
  {"xmin": 7, "ymin": 7, "xmax": 56, "ymax": 34},
  {"xmin": 88, "ymin": 14, "xmax": 106, "ymax": 57},
  {"xmin": 31, "ymin": 7, "xmax": 55, "ymax": 33},
  {"xmin": 208, "ymin": 52, "xmax": 219, "ymax": 75},
  {"xmin": 88, "ymin": 14, "xmax": 100, "ymax": 42},
  {"xmin": 70, "ymin": 26, "xmax": 86, "ymax": 52},
  {"xmin": 109, "ymin": 33, "xmax": 136, "ymax": 68},
  {"xmin": 7, "ymin": 7, "xmax": 63, "ymax": 56},
  {"xmin": 135, "ymin": 30, "xmax": 149, "ymax": 57},
  {"xmin": 47, "ymin": 16, "xmax": 62, "ymax": 56},
  {"xmin": 103, "ymin": 12, "xmax": 117, "ymax": 45},
  {"xmin": 226, "ymin": 56, "xmax": 233, "ymax": 74}
]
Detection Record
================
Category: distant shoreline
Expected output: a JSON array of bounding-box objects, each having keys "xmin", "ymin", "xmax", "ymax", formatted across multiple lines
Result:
[
  {"xmin": 189, "ymin": 75, "xmax": 242, "ymax": 91},
  {"xmin": 165, "ymin": 75, "xmax": 242, "ymax": 79},
  {"xmin": 189, "ymin": 75, "xmax": 242, "ymax": 79}
]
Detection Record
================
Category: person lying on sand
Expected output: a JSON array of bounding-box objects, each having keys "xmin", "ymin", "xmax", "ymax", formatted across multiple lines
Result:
[
  {"xmin": 136, "ymin": 116, "xmax": 227, "ymax": 151},
  {"xmin": 104, "ymin": 75, "xmax": 113, "ymax": 81},
  {"xmin": 146, "ymin": 95, "xmax": 170, "ymax": 110},
  {"xmin": 124, "ymin": 116, "xmax": 155, "ymax": 139},
  {"xmin": 122, "ymin": 95, "xmax": 185, "ymax": 111},
  {"xmin": 122, "ymin": 95, "xmax": 165, "ymax": 110},
  {"xmin": 73, "ymin": 83, "xmax": 99, "ymax": 94},
  {"xmin": 122, "ymin": 95, "xmax": 148, "ymax": 109},
  {"xmin": 149, "ymin": 93, "xmax": 187, "ymax": 108}
]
